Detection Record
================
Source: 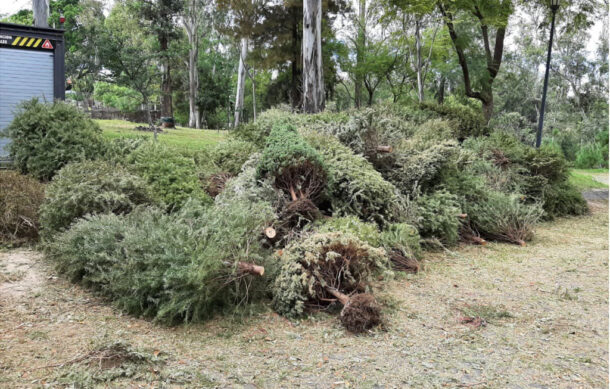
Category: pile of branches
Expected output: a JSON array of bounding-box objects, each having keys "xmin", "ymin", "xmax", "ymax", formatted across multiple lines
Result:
[{"xmin": 272, "ymin": 232, "xmax": 391, "ymax": 333}]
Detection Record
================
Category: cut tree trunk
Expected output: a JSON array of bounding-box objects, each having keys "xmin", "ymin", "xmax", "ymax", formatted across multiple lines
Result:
[
  {"xmin": 264, "ymin": 227, "xmax": 277, "ymax": 239},
  {"xmin": 224, "ymin": 261, "xmax": 265, "ymax": 276},
  {"xmin": 302, "ymin": 0, "xmax": 324, "ymax": 113},
  {"xmin": 376, "ymin": 145, "xmax": 393, "ymax": 153}
]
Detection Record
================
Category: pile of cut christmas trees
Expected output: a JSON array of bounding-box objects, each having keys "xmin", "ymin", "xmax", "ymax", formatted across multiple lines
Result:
[{"xmin": 228, "ymin": 124, "xmax": 418, "ymax": 333}]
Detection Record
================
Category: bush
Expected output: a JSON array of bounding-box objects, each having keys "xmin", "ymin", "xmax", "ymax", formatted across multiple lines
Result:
[
  {"xmin": 415, "ymin": 190, "xmax": 461, "ymax": 245},
  {"xmin": 257, "ymin": 124, "xmax": 327, "ymax": 203},
  {"xmin": 575, "ymin": 144, "xmax": 606, "ymax": 169},
  {"xmin": 272, "ymin": 232, "xmax": 389, "ymax": 318},
  {"xmin": 0, "ymin": 171, "xmax": 44, "ymax": 244},
  {"xmin": 40, "ymin": 160, "xmax": 155, "ymax": 238},
  {"xmin": 3, "ymin": 99, "xmax": 105, "ymax": 181},
  {"xmin": 46, "ymin": 198, "xmax": 275, "ymax": 324},
  {"xmin": 467, "ymin": 191, "xmax": 543, "ymax": 245},
  {"xmin": 127, "ymin": 143, "xmax": 212, "ymax": 210},
  {"xmin": 305, "ymin": 132, "xmax": 409, "ymax": 226}
]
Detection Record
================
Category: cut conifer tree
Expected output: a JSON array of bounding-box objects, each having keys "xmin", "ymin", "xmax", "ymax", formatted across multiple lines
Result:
[
  {"xmin": 272, "ymin": 232, "xmax": 391, "ymax": 332},
  {"xmin": 257, "ymin": 124, "xmax": 327, "ymax": 227}
]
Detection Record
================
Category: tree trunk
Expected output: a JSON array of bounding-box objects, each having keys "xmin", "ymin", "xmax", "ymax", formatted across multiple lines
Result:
[
  {"xmin": 302, "ymin": 0, "xmax": 324, "ymax": 113},
  {"xmin": 436, "ymin": 76, "xmax": 445, "ymax": 104},
  {"xmin": 354, "ymin": 0, "xmax": 366, "ymax": 108},
  {"xmin": 251, "ymin": 67, "xmax": 257, "ymax": 121},
  {"xmin": 185, "ymin": 10, "xmax": 200, "ymax": 129},
  {"xmin": 290, "ymin": 11, "xmax": 301, "ymax": 109},
  {"xmin": 33, "ymin": 0, "xmax": 49, "ymax": 28},
  {"xmin": 160, "ymin": 36, "xmax": 173, "ymax": 118},
  {"xmin": 415, "ymin": 19, "xmax": 424, "ymax": 103},
  {"xmin": 482, "ymin": 98, "xmax": 493, "ymax": 123},
  {"xmin": 234, "ymin": 37, "xmax": 248, "ymax": 127}
]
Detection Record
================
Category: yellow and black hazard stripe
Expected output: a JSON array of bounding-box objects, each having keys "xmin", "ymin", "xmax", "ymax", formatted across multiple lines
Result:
[
  {"xmin": 11, "ymin": 37, "xmax": 44, "ymax": 48},
  {"xmin": 0, "ymin": 35, "xmax": 53, "ymax": 50}
]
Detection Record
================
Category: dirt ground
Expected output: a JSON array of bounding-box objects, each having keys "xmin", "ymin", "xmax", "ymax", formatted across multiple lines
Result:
[{"xmin": 1, "ymin": 202, "xmax": 608, "ymax": 388}]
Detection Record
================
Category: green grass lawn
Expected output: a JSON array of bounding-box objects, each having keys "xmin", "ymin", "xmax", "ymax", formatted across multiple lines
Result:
[
  {"xmin": 569, "ymin": 168, "xmax": 609, "ymax": 190},
  {"xmin": 97, "ymin": 119, "xmax": 227, "ymax": 153}
]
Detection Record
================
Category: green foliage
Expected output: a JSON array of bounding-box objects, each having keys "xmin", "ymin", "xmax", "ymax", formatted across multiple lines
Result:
[
  {"xmin": 418, "ymin": 102, "xmax": 488, "ymax": 139},
  {"xmin": 540, "ymin": 182, "xmax": 589, "ymax": 219},
  {"xmin": 40, "ymin": 160, "xmax": 155, "ymax": 238},
  {"xmin": 575, "ymin": 144, "xmax": 607, "ymax": 169},
  {"xmin": 305, "ymin": 132, "xmax": 409, "ymax": 226},
  {"xmin": 467, "ymin": 191, "xmax": 543, "ymax": 244},
  {"xmin": 388, "ymin": 140, "xmax": 459, "ymax": 194},
  {"xmin": 462, "ymin": 132, "xmax": 587, "ymax": 219},
  {"xmin": 3, "ymin": 99, "xmax": 105, "ymax": 181},
  {"xmin": 127, "ymin": 143, "xmax": 211, "ymax": 209},
  {"xmin": 234, "ymin": 109, "xmax": 297, "ymax": 147},
  {"xmin": 257, "ymin": 124, "xmax": 327, "ymax": 201},
  {"xmin": 415, "ymin": 190, "xmax": 461, "ymax": 245},
  {"xmin": 0, "ymin": 171, "xmax": 45, "ymax": 244},
  {"xmin": 101, "ymin": 136, "xmax": 148, "ymax": 164},
  {"xmin": 379, "ymin": 223, "xmax": 422, "ymax": 260},
  {"xmin": 46, "ymin": 197, "xmax": 275, "ymax": 324},
  {"xmin": 272, "ymin": 232, "xmax": 389, "ymax": 318},
  {"xmin": 209, "ymin": 138, "xmax": 257, "ymax": 175},
  {"xmin": 313, "ymin": 216, "xmax": 382, "ymax": 247},
  {"xmin": 93, "ymin": 81, "xmax": 142, "ymax": 112}
]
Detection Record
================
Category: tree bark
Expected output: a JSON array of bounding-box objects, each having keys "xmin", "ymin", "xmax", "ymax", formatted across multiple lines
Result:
[
  {"xmin": 415, "ymin": 19, "xmax": 424, "ymax": 103},
  {"xmin": 33, "ymin": 0, "xmax": 49, "ymax": 28},
  {"xmin": 302, "ymin": 0, "xmax": 324, "ymax": 113},
  {"xmin": 438, "ymin": 2, "xmax": 506, "ymax": 124},
  {"xmin": 184, "ymin": 2, "xmax": 201, "ymax": 129},
  {"xmin": 160, "ymin": 36, "xmax": 173, "ymax": 118},
  {"xmin": 354, "ymin": 0, "xmax": 366, "ymax": 108},
  {"xmin": 234, "ymin": 37, "xmax": 248, "ymax": 127}
]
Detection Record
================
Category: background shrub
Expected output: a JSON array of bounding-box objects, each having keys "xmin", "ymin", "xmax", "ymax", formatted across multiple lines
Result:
[
  {"xmin": 127, "ymin": 143, "xmax": 212, "ymax": 210},
  {"xmin": 574, "ymin": 144, "xmax": 606, "ymax": 169},
  {"xmin": 40, "ymin": 160, "xmax": 155, "ymax": 238},
  {"xmin": 3, "ymin": 99, "xmax": 105, "ymax": 181},
  {"xmin": 0, "ymin": 171, "xmax": 44, "ymax": 244}
]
